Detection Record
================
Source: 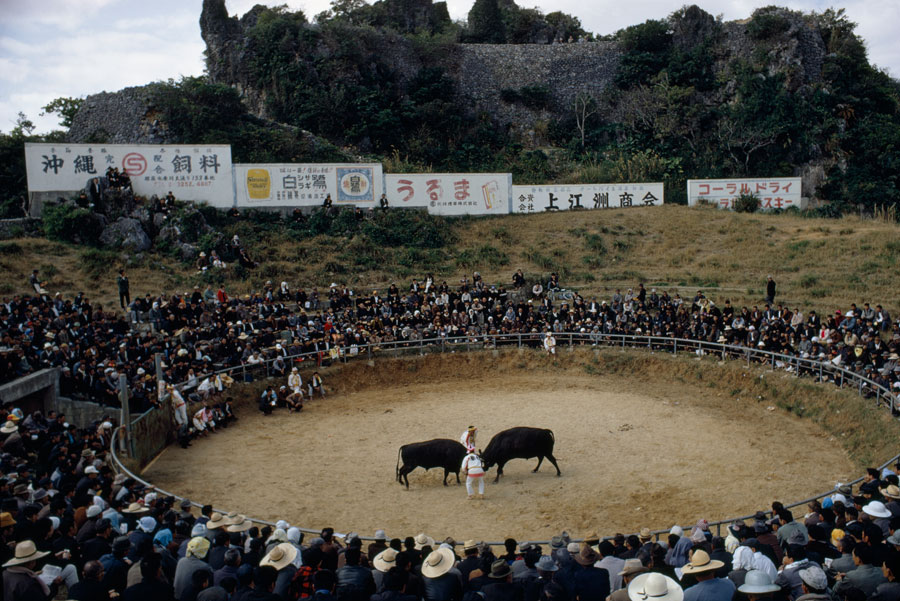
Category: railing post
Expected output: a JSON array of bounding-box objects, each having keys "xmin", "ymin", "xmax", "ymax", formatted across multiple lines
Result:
[
  {"xmin": 518, "ymin": 334, "xmax": 522, "ymax": 348},
  {"xmin": 119, "ymin": 373, "xmax": 134, "ymax": 458},
  {"xmin": 673, "ymin": 339, "xmax": 677, "ymax": 354}
]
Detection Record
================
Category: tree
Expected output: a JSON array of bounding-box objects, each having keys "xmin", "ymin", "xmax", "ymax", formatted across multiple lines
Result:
[
  {"xmin": 573, "ymin": 92, "xmax": 598, "ymax": 150},
  {"xmin": 468, "ymin": 0, "xmax": 506, "ymax": 43},
  {"xmin": 41, "ymin": 97, "xmax": 84, "ymax": 129}
]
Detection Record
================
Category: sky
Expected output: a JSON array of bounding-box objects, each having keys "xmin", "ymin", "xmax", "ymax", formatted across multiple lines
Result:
[{"xmin": 2, "ymin": 0, "xmax": 899, "ymax": 134}]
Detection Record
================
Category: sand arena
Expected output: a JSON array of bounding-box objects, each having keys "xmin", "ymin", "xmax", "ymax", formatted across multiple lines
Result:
[{"xmin": 144, "ymin": 351, "xmax": 858, "ymax": 541}]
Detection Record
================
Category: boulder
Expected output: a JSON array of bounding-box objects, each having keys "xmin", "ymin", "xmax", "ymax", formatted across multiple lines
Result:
[{"xmin": 99, "ymin": 218, "xmax": 152, "ymax": 252}]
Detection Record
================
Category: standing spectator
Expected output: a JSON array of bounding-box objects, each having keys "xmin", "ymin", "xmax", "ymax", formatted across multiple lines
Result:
[
  {"xmin": 309, "ymin": 372, "xmax": 326, "ymax": 399},
  {"xmin": 379, "ymin": 194, "xmax": 389, "ymax": 211},
  {"xmin": 118, "ymin": 270, "xmax": 131, "ymax": 310},
  {"xmin": 765, "ymin": 276, "xmax": 776, "ymax": 304}
]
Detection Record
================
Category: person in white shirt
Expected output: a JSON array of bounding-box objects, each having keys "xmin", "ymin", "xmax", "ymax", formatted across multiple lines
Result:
[
  {"xmin": 544, "ymin": 332, "xmax": 557, "ymax": 355},
  {"xmin": 169, "ymin": 385, "xmax": 187, "ymax": 427},
  {"xmin": 462, "ymin": 451, "xmax": 485, "ymax": 500},
  {"xmin": 288, "ymin": 367, "xmax": 303, "ymax": 396}
]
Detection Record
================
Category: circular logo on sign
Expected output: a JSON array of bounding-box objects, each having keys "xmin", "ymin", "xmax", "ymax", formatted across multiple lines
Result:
[
  {"xmin": 339, "ymin": 171, "xmax": 370, "ymax": 197},
  {"xmin": 122, "ymin": 153, "xmax": 147, "ymax": 176}
]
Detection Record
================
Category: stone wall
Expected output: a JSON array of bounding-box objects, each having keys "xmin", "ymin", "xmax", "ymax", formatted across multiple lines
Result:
[
  {"xmin": 449, "ymin": 42, "xmax": 620, "ymax": 126},
  {"xmin": 67, "ymin": 86, "xmax": 170, "ymax": 145}
]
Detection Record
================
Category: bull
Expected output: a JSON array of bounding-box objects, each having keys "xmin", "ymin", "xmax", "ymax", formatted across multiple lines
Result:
[
  {"xmin": 481, "ymin": 427, "xmax": 560, "ymax": 483},
  {"xmin": 396, "ymin": 438, "xmax": 468, "ymax": 489}
]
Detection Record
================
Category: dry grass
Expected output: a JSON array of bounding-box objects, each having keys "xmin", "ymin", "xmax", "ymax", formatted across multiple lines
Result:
[{"xmin": 2, "ymin": 205, "xmax": 898, "ymax": 314}]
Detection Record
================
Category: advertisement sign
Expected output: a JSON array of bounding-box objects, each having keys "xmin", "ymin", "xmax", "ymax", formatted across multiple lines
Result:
[
  {"xmin": 233, "ymin": 163, "xmax": 383, "ymax": 207},
  {"xmin": 384, "ymin": 173, "xmax": 511, "ymax": 215},
  {"xmin": 687, "ymin": 178, "xmax": 802, "ymax": 210},
  {"xmin": 25, "ymin": 143, "xmax": 233, "ymax": 206},
  {"xmin": 512, "ymin": 183, "xmax": 664, "ymax": 213}
]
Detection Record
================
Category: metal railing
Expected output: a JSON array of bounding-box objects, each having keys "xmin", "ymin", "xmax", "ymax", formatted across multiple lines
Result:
[{"xmin": 110, "ymin": 332, "xmax": 900, "ymax": 544}]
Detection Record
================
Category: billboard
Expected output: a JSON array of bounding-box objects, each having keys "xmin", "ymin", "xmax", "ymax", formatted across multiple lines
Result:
[
  {"xmin": 233, "ymin": 163, "xmax": 383, "ymax": 207},
  {"xmin": 511, "ymin": 183, "xmax": 664, "ymax": 213},
  {"xmin": 687, "ymin": 178, "xmax": 802, "ymax": 210},
  {"xmin": 25, "ymin": 143, "xmax": 233, "ymax": 206},
  {"xmin": 384, "ymin": 173, "xmax": 511, "ymax": 215}
]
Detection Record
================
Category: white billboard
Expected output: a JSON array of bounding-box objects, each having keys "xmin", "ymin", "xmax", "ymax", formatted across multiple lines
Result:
[
  {"xmin": 512, "ymin": 183, "xmax": 664, "ymax": 213},
  {"xmin": 687, "ymin": 177, "xmax": 802, "ymax": 210},
  {"xmin": 383, "ymin": 173, "xmax": 511, "ymax": 215},
  {"xmin": 233, "ymin": 163, "xmax": 383, "ymax": 207},
  {"xmin": 25, "ymin": 143, "xmax": 233, "ymax": 206}
]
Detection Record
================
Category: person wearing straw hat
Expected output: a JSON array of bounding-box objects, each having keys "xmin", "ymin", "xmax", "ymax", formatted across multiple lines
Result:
[
  {"xmin": 462, "ymin": 449, "xmax": 486, "ymax": 501},
  {"xmin": 2, "ymin": 540, "xmax": 59, "ymax": 600},
  {"xmin": 459, "ymin": 426, "xmax": 477, "ymax": 451},
  {"xmin": 627, "ymin": 572, "xmax": 683, "ymax": 601},
  {"xmin": 261, "ymin": 542, "xmax": 300, "ymax": 599},
  {"xmin": 681, "ymin": 549, "xmax": 734, "ymax": 601},
  {"xmin": 881, "ymin": 484, "xmax": 900, "ymax": 518},
  {"xmin": 373, "ymin": 548, "xmax": 399, "ymax": 591},
  {"xmin": 421, "ymin": 547, "xmax": 460, "ymax": 601},
  {"xmin": 736, "ymin": 569, "xmax": 780, "ymax": 601}
]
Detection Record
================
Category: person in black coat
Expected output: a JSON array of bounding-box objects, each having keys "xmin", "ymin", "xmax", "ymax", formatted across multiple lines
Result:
[
  {"xmin": 571, "ymin": 548, "xmax": 610, "ymax": 601},
  {"xmin": 371, "ymin": 567, "xmax": 419, "ymax": 601},
  {"xmin": 123, "ymin": 553, "xmax": 174, "ymax": 601},
  {"xmin": 482, "ymin": 560, "xmax": 524, "ymax": 601},
  {"xmin": 68, "ymin": 560, "xmax": 111, "ymax": 601}
]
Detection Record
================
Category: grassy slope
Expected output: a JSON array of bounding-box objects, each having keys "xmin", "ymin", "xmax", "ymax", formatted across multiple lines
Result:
[{"xmin": 1, "ymin": 205, "xmax": 897, "ymax": 314}]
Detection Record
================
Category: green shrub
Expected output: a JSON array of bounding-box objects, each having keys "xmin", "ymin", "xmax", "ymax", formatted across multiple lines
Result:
[
  {"xmin": 733, "ymin": 193, "xmax": 760, "ymax": 213},
  {"xmin": 747, "ymin": 10, "xmax": 790, "ymax": 40},
  {"xmin": 42, "ymin": 203, "xmax": 103, "ymax": 246}
]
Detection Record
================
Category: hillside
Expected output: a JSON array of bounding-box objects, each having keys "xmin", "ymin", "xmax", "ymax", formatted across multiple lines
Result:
[{"xmin": 2, "ymin": 206, "xmax": 898, "ymax": 316}]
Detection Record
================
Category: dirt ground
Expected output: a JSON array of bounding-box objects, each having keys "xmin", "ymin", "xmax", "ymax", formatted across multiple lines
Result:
[{"xmin": 144, "ymin": 361, "xmax": 857, "ymax": 542}]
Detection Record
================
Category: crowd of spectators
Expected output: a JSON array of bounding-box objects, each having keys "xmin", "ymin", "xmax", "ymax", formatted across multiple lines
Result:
[
  {"xmin": 1, "ymin": 397, "xmax": 900, "ymax": 601},
  {"xmin": 2, "ymin": 271, "xmax": 899, "ymax": 415}
]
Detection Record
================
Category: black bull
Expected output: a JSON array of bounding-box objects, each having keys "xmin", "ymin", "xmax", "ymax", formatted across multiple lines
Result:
[
  {"xmin": 396, "ymin": 439, "xmax": 467, "ymax": 489},
  {"xmin": 481, "ymin": 427, "xmax": 560, "ymax": 482}
]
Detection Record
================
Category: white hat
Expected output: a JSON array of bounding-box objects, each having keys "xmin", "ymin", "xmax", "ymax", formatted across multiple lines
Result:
[
  {"xmin": 864, "ymin": 500, "xmax": 892, "ymax": 519},
  {"xmin": 84, "ymin": 466, "xmax": 99, "ymax": 475},
  {"xmin": 276, "ymin": 520, "xmax": 290, "ymax": 531},
  {"xmin": 86, "ymin": 505, "xmax": 102, "ymax": 518},
  {"xmin": 669, "ymin": 525, "xmax": 684, "ymax": 537},
  {"xmin": 627, "ymin": 573, "xmax": 683, "ymax": 601},
  {"xmin": 738, "ymin": 570, "xmax": 781, "ymax": 594},
  {"xmin": 138, "ymin": 516, "xmax": 157, "ymax": 533}
]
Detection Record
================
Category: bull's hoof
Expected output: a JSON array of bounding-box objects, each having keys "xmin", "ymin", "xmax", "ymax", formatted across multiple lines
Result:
[{"xmin": 532, "ymin": 468, "xmax": 538, "ymax": 473}]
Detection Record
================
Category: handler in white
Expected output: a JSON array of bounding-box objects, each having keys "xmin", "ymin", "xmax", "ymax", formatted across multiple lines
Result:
[
  {"xmin": 169, "ymin": 384, "xmax": 188, "ymax": 427},
  {"xmin": 459, "ymin": 425, "xmax": 477, "ymax": 450},
  {"xmin": 462, "ymin": 450, "xmax": 485, "ymax": 500},
  {"xmin": 288, "ymin": 367, "xmax": 303, "ymax": 396},
  {"xmin": 543, "ymin": 332, "xmax": 557, "ymax": 355}
]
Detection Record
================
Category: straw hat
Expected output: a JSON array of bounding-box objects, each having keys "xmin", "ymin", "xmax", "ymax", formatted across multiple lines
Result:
[
  {"xmin": 627, "ymin": 573, "xmax": 683, "ymax": 601},
  {"xmin": 0, "ymin": 512, "xmax": 16, "ymax": 528},
  {"xmin": 373, "ymin": 548, "xmax": 398, "ymax": 573},
  {"xmin": 421, "ymin": 548, "xmax": 455, "ymax": 578},
  {"xmin": 260, "ymin": 542, "xmax": 298, "ymax": 571},
  {"xmin": 0, "ymin": 421, "xmax": 17, "ymax": 435},
  {"xmin": 122, "ymin": 502, "xmax": 148, "ymax": 514},
  {"xmin": 574, "ymin": 546, "xmax": 599, "ymax": 566},
  {"xmin": 227, "ymin": 519, "xmax": 253, "ymax": 533},
  {"xmin": 463, "ymin": 540, "xmax": 479, "ymax": 552},
  {"xmin": 223, "ymin": 512, "xmax": 243, "ymax": 525},
  {"xmin": 206, "ymin": 512, "xmax": 227, "ymax": 530},
  {"xmin": 619, "ymin": 558, "xmax": 649, "ymax": 577},
  {"xmin": 882, "ymin": 485, "xmax": 900, "ymax": 500},
  {"xmin": 3, "ymin": 540, "xmax": 49, "ymax": 567},
  {"xmin": 680, "ymin": 549, "xmax": 724, "ymax": 574},
  {"xmin": 414, "ymin": 533, "xmax": 435, "ymax": 550}
]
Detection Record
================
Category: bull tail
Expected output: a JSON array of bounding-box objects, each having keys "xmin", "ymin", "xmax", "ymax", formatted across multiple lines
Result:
[
  {"xmin": 396, "ymin": 445, "xmax": 404, "ymax": 482},
  {"xmin": 547, "ymin": 429, "xmax": 555, "ymax": 443}
]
